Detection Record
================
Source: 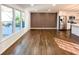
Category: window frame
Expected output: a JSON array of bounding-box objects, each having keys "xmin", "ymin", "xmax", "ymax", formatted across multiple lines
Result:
[
  {"xmin": 14, "ymin": 9, "xmax": 22, "ymax": 31},
  {"xmin": 0, "ymin": 4, "xmax": 24, "ymax": 40},
  {"xmin": 21, "ymin": 12, "xmax": 25, "ymax": 28},
  {"xmin": 1, "ymin": 5, "xmax": 14, "ymax": 37}
]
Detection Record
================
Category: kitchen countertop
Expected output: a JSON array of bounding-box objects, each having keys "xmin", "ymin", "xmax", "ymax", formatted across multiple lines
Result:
[{"xmin": 72, "ymin": 24, "xmax": 79, "ymax": 27}]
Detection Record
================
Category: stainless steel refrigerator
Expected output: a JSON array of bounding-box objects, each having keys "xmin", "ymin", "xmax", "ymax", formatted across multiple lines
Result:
[{"xmin": 59, "ymin": 16, "xmax": 67, "ymax": 30}]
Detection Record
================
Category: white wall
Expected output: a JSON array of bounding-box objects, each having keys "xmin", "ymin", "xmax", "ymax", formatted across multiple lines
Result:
[
  {"xmin": 24, "ymin": 10, "xmax": 31, "ymax": 29},
  {"xmin": 57, "ymin": 12, "xmax": 59, "ymax": 30}
]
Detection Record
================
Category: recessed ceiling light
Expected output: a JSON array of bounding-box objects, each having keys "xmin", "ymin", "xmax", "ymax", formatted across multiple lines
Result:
[
  {"xmin": 34, "ymin": 9, "xmax": 38, "ymax": 11},
  {"xmin": 52, "ymin": 4, "xmax": 56, "ymax": 6},
  {"xmin": 30, "ymin": 4, "xmax": 34, "ymax": 6},
  {"xmin": 48, "ymin": 9, "xmax": 51, "ymax": 11}
]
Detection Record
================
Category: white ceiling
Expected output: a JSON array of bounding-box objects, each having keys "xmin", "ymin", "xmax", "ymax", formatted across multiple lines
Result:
[{"xmin": 17, "ymin": 4, "xmax": 79, "ymax": 12}]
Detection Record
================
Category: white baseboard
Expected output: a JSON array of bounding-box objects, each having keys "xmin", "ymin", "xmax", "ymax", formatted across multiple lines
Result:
[{"xmin": 31, "ymin": 27, "xmax": 57, "ymax": 29}]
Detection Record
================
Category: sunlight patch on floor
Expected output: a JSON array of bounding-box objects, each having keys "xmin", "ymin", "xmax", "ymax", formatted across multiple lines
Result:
[{"xmin": 54, "ymin": 38, "xmax": 79, "ymax": 55}]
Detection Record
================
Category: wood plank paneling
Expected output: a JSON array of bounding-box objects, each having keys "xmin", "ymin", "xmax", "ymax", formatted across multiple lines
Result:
[
  {"xmin": 31, "ymin": 13, "xmax": 41, "ymax": 27},
  {"xmin": 31, "ymin": 13, "xmax": 57, "ymax": 28}
]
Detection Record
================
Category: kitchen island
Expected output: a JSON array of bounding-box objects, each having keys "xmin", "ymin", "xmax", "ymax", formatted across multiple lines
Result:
[{"xmin": 72, "ymin": 24, "xmax": 79, "ymax": 36}]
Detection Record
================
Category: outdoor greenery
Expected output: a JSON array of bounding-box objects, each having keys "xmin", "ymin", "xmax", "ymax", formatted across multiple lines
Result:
[{"xmin": 16, "ymin": 15, "xmax": 21, "ymax": 27}]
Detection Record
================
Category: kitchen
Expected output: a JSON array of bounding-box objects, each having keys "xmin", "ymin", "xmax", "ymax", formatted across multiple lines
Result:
[{"xmin": 57, "ymin": 11, "xmax": 79, "ymax": 37}]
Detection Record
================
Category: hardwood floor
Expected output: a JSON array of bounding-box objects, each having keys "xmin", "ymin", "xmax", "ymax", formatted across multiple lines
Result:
[{"xmin": 2, "ymin": 29, "xmax": 79, "ymax": 55}]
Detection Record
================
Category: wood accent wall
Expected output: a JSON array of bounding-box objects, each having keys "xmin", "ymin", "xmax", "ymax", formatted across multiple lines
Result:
[{"xmin": 31, "ymin": 13, "xmax": 57, "ymax": 28}]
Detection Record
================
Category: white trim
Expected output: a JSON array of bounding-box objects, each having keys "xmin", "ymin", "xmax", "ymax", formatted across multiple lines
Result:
[
  {"xmin": 20, "ymin": 11, "xmax": 22, "ymax": 29},
  {"xmin": 31, "ymin": 27, "xmax": 57, "ymax": 29},
  {"xmin": 0, "ymin": 5, "xmax": 3, "ymax": 40},
  {"xmin": 0, "ymin": 28, "xmax": 30, "ymax": 54}
]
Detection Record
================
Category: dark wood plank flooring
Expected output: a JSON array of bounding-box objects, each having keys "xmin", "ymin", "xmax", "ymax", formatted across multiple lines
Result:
[{"xmin": 2, "ymin": 29, "xmax": 79, "ymax": 55}]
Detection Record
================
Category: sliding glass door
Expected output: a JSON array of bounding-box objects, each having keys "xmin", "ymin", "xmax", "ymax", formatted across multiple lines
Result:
[{"xmin": 1, "ymin": 5, "xmax": 13, "ymax": 37}]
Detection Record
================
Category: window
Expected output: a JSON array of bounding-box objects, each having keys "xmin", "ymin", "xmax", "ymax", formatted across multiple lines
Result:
[
  {"xmin": 0, "ymin": 5, "xmax": 25, "ymax": 39},
  {"xmin": 1, "ymin": 5, "xmax": 13, "ymax": 37},
  {"xmin": 22, "ymin": 12, "xmax": 25, "ymax": 28},
  {"xmin": 15, "ymin": 10, "xmax": 21, "ymax": 31}
]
